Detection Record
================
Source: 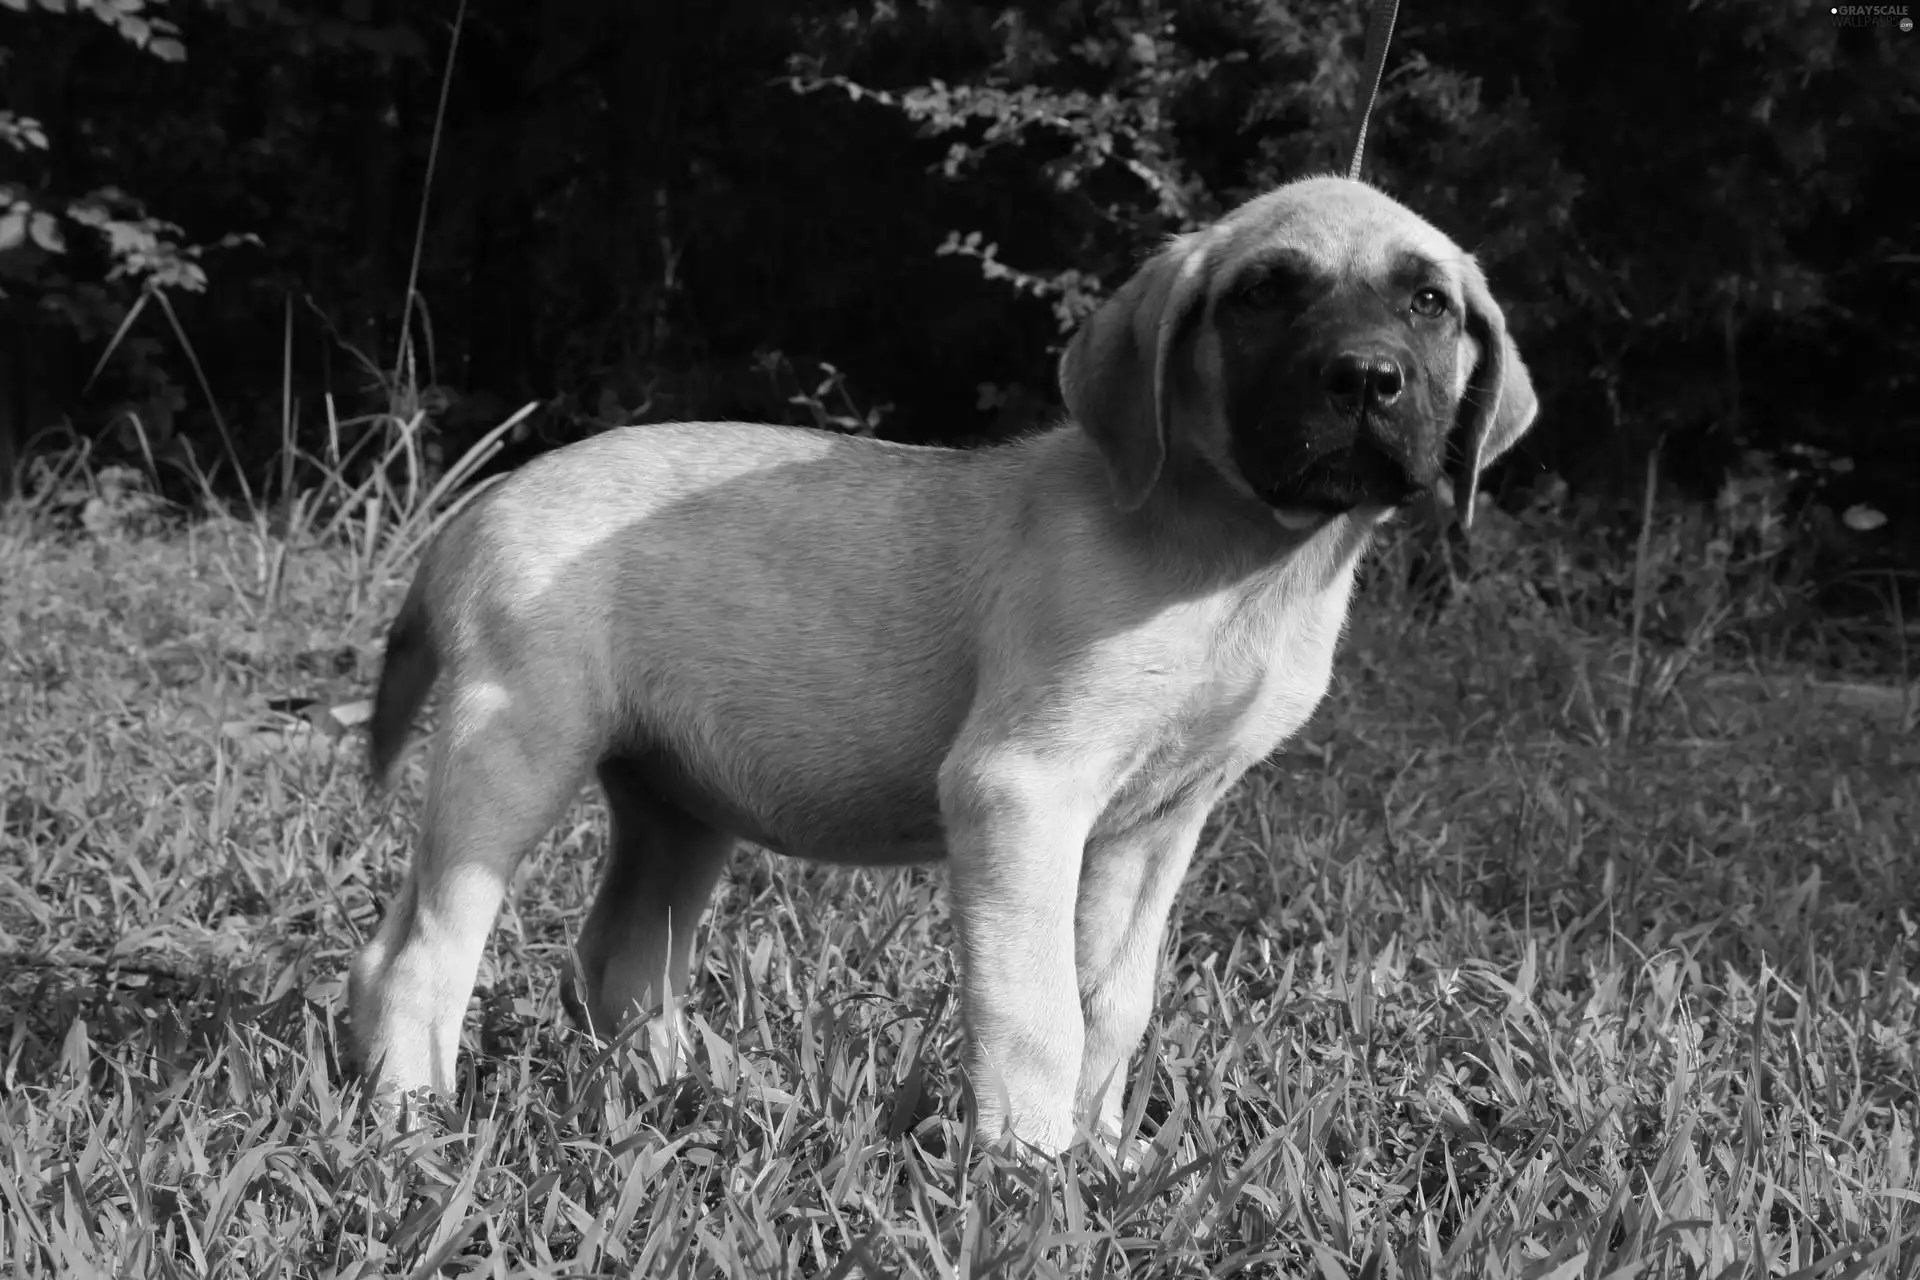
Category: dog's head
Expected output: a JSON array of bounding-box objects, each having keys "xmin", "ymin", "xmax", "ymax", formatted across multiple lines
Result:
[{"xmin": 1060, "ymin": 175, "xmax": 1537, "ymax": 532}]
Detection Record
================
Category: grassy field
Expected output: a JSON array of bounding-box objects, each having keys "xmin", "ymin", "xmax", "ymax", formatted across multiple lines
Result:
[{"xmin": 1, "ymin": 485, "xmax": 1915, "ymax": 1278}]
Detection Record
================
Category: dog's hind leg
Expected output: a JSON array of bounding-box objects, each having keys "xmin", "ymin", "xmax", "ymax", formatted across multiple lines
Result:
[
  {"xmin": 569, "ymin": 756, "xmax": 734, "ymax": 1046},
  {"xmin": 349, "ymin": 680, "xmax": 592, "ymax": 1097}
]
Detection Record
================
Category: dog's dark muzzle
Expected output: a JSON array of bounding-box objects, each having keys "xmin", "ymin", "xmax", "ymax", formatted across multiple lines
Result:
[
  {"xmin": 1271, "ymin": 430, "xmax": 1429, "ymax": 514},
  {"xmin": 1239, "ymin": 409, "xmax": 1443, "ymax": 519},
  {"xmin": 1224, "ymin": 323, "xmax": 1450, "ymax": 518}
]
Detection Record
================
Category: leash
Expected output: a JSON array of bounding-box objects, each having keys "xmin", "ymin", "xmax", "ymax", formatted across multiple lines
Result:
[{"xmin": 1345, "ymin": 0, "xmax": 1402, "ymax": 180}]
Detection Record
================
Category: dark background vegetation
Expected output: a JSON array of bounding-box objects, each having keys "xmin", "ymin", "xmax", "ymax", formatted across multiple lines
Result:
[{"xmin": 3, "ymin": 0, "xmax": 1915, "ymax": 590}]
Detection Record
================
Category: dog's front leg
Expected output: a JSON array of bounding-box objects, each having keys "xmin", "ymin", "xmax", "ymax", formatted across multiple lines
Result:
[
  {"xmin": 939, "ymin": 751, "xmax": 1100, "ymax": 1156},
  {"xmin": 1072, "ymin": 804, "xmax": 1211, "ymax": 1146}
]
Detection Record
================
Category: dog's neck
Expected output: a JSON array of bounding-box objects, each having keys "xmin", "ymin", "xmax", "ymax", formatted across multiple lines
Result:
[{"xmin": 1056, "ymin": 426, "xmax": 1380, "ymax": 601}]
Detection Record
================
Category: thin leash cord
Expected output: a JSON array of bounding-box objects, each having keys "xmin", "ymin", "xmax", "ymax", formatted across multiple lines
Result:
[{"xmin": 1345, "ymin": 0, "xmax": 1402, "ymax": 181}]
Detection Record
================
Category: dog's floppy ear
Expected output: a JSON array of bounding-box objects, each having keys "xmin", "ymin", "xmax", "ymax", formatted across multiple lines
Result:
[
  {"xmin": 1452, "ymin": 263, "xmax": 1539, "ymax": 530},
  {"xmin": 1059, "ymin": 234, "xmax": 1214, "ymax": 512}
]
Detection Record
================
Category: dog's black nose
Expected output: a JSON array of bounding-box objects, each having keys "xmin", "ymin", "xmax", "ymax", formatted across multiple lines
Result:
[{"xmin": 1322, "ymin": 351, "xmax": 1405, "ymax": 411}]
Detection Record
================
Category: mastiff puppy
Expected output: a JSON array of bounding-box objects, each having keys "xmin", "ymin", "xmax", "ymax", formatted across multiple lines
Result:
[{"xmin": 349, "ymin": 174, "xmax": 1537, "ymax": 1155}]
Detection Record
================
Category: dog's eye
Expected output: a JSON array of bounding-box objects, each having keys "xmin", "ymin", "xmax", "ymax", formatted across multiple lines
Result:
[
  {"xmin": 1410, "ymin": 287, "xmax": 1449, "ymax": 319},
  {"xmin": 1235, "ymin": 275, "xmax": 1287, "ymax": 310}
]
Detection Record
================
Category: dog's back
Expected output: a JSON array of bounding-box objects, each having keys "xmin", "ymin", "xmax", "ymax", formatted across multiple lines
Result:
[{"xmin": 368, "ymin": 422, "xmax": 1037, "ymax": 861}]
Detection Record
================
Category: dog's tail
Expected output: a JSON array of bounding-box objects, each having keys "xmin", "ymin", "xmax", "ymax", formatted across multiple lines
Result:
[{"xmin": 368, "ymin": 566, "xmax": 440, "ymax": 789}]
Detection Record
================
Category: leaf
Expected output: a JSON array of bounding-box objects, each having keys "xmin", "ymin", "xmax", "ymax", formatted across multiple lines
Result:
[
  {"xmin": 150, "ymin": 36, "xmax": 186, "ymax": 62},
  {"xmin": 0, "ymin": 111, "xmax": 49, "ymax": 150},
  {"xmin": 59, "ymin": 1017, "xmax": 91, "ymax": 1080},
  {"xmin": 1527, "ymin": 1251, "xmax": 1590, "ymax": 1280},
  {"xmin": 1842, "ymin": 505, "xmax": 1887, "ymax": 532},
  {"xmin": 28, "ymin": 211, "xmax": 65, "ymax": 254},
  {"xmin": 0, "ymin": 208, "xmax": 24, "ymax": 252}
]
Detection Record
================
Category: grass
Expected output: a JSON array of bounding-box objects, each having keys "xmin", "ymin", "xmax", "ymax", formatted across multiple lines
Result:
[{"xmin": 1, "ymin": 475, "xmax": 1916, "ymax": 1279}]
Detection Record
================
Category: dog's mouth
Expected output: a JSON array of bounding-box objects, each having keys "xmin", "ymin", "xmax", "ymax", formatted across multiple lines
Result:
[
  {"xmin": 1265, "ymin": 439, "xmax": 1426, "ymax": 530},
  {"xmin": 1269, "ymin": 500, "xmax": 1348, "ymax": 532}
]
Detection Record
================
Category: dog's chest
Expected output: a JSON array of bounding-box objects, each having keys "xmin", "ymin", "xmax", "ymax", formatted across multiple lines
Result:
[
  {"xmin": 1193, "ymin": 589, "xmax": 1346, "ymax": 758},
  {"xmin": 1100, "ymin": 573, "xmax": 1353, "ymax": 830}
]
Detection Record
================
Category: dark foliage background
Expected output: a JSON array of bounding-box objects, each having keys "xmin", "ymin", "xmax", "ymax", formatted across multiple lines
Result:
[{"xmin": 3, "ymin": 0, "xmax": 1915, "ymax": 583}]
